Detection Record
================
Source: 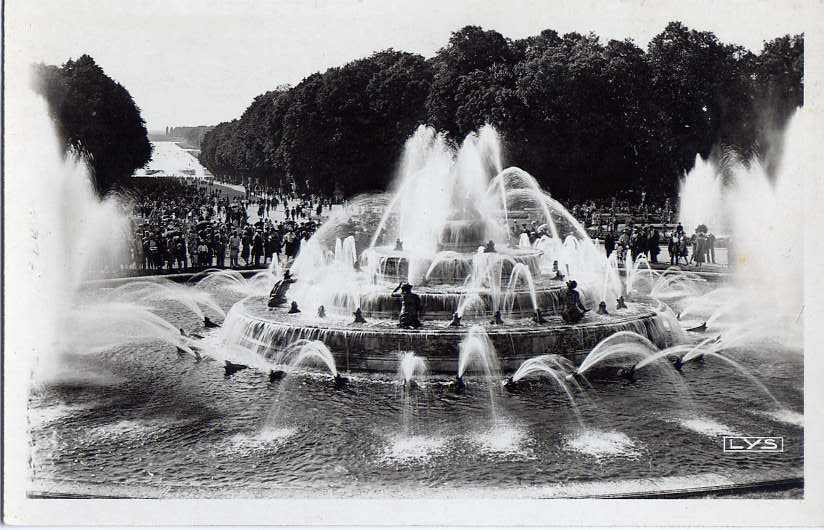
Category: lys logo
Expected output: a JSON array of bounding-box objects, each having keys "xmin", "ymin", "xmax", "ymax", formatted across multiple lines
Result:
[{"xmin": 723, "ymin": 436, "xmax": 784, "ymax": 453}]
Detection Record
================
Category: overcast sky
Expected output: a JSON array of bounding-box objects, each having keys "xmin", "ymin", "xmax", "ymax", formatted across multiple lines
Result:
[{"xmin": 7, "ymin": 0, "xmax": 809, "ymax": 130}]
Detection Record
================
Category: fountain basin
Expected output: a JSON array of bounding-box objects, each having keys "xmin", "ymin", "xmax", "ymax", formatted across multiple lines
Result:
[{"xmin": 221, "ymin": 296, "xmax": 670, "ymax": 373}]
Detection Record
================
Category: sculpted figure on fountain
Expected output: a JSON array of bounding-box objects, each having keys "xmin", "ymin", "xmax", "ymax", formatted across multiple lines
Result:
[
  {"xmin": 268, "ymin": 269, "xmax": 296, "ymax": 308},
  {"xmin": 391, "ymin": 282, "xmax": 422, "ymax": 329},
  {"xmin": 352, "ymin": 307, "xmax": 367, "ymax": 324},
  {"xmin": 561, "ymin": 280, "xmax": 589, "ymax": 324}
]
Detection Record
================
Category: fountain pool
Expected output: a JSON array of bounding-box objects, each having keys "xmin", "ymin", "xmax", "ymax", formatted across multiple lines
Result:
[{"xmin": 29, "ymin": 280, "xmax": 803, "ymax": 498}]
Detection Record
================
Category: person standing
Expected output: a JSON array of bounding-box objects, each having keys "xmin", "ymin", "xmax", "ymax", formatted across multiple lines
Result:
[
  {"xmin": 679, "ymin": 234, "xmax": 689, "ymax": 265},
  {"xmin": 262, "ymin": 231, "xmax": 272, "ymax": 264},
  {"xmin": 177, "ymin": 237, "xmax": 187, "ymax": 270},
  {"xmin": 271, "ymin": 231, "xmax": 283, "ymax": 266},
  {"xmin": 252, "ymin": 231, "xmax": 264, "ymax": 266},
  {"xmin": 229, "ymin": 231, "xmax": 241, "ymax": 268},
  {"xmin": 142, "ymin": 236, "xmax": 151, "ymax": 270},
  {"xmin": 197, "ymin": 239, "xmax": 209, "ymax": 269},
  {"xmin": 216, "ymin": 231, "xmax": 227, "ymax": 268},
  {"xmin": 650, "ymin": 228, "xmax": 661, "ymax": 263},
  {"xmin": 707, "ymin": 232, "xmax": 716, "ymax": 264},
  {"xmin": 284, "ymin": 230, "xmax": 296, "ymax": 261},
  {"xmin": 147, "ymin": 235, "xmax": 159, "ymax": 270},
  {"xmin": 241, "ymin": 230, "xmax": 252, "ymax": 266},
  {"xmin": 604, "ymin": 230, "xmax": 616, "ymax": 257},
  {"xmin": 188, "ymin": 233, "xmax": 199, "ymax": 269},
  {"xmin": 635, "ymin": 227, "xmax": 648, "ymax": 260},
  {"xmin": 694, "ymin": 233, "xmax": 706, "ymax": 269}
]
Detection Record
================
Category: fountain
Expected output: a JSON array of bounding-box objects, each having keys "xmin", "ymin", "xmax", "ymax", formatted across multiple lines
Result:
[
  {"xmin": 17, "ymin": 75, "xmax": 805, "ymax": 498},
  {"xmin": 217, "ymin": 125, "xmax": 671, "ymax": 373}
]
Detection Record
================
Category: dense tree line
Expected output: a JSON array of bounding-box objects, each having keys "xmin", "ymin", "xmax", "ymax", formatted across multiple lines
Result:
[
  {"xmin": 168, "ymin": 125, "xmax": 213, "ymax": 148},
  {"xmin": 200, "ymin": 23, "xmax": 803, "ymax": 200},
  {"xmin": 33, "ymin": 55, "xmax": 152, "ymax": 196}
]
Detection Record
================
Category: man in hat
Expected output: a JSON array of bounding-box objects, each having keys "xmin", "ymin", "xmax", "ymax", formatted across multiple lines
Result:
[{"xmin": 391, "ymin": 282, "xmax": 422, "ymax": 329}]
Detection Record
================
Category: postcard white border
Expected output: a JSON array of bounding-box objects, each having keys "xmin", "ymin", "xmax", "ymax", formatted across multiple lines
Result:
[{"xmin": 4, "ymin": 0, "xmax": 824, "ymax": 526}]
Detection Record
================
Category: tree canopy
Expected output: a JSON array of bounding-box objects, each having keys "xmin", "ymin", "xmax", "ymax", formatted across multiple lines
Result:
[
  {"xmin": 200, "ymin": 23, "xmax": 803, "ymax": 200},
  {"xmin": 33, "ymin": 54, "xmax": 152, "ymax": 196}
]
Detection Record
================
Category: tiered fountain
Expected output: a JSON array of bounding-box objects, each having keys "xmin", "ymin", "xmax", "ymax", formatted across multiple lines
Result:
[{"xmin": 216, "ymin": 125, "xmax": 670, "ymax": 373}]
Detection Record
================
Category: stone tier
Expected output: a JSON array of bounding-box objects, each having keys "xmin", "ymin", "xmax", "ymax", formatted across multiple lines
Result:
[
  {"xmin": 334, "ymin": 283, "xmax": 567, "ymax": 319},
  {"xmin": 438, "ymin": 218, "xmax": 487, "ymax": 252},
  {"xmin": 226, "ymin": 297, "xmax": 669, "ymax": 374},
  {"xmin": 362, "ymin": 246, "xmax": 543, "ymax": 284}
]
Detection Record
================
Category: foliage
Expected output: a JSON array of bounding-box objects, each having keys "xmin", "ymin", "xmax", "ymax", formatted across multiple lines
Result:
[
  {"xmin": 32, "ymin": 55, "xmax": 152, "ymax": 196},
  {"xmin": 201, "ymin": 50, "xmax": 432, "ymax": 196},
  {"xmin": 200, "ymin": 23, "xmax": 803, "ymax": 200},
  {"xmin": 169, "ymin": 125, "xmax": 213, "ymax": 148}
]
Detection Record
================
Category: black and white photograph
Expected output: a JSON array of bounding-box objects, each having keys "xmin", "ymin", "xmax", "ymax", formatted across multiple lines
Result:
[{"xmin": 3, "ymin": 0, "xmax": 823, "ymax": 526}]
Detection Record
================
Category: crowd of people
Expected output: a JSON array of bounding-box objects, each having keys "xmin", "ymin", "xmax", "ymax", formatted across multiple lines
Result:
[
  {"xmin": 563, "ymin": 192, "xmax": 726, "ymax": 269},
  {"xmin": 121, "ymin": 178, "xmax": 337, "ymax": 274},
  {"xmin": 568, "ymin": 194, "xmax": 675, "ymax": 228},
  {"xmin": 603, "ymin": 223, "xmax": 717, "ymax": 267},
  {"xmin": 515, "ymin": 217, "xmax": 722, "ymax": 269},
  {"xmin": 100, "ymin": 180, "xmax": 723, "ymax": 276}
]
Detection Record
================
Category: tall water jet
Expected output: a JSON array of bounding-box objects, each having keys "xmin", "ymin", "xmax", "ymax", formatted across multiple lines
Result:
[
  {"xmin": 262, "ymin": 340, "xmax": 342, "ymax": 430},
  {"xmin": 283, "ymin": 340, "xmax": 339, "ymax": 377},
  {"xmin": 371, "ymin": 126, "xmax": 454, "ymax": 262},
  {"xmin": 625, "ymin": 251, "xmax": 656, "ymax": 298},
  {"xmin": 398, "ymin": 351, "xmax": 428, "ymax": 386},
  {"xmin": 7, "ymin": 83, "xmax": 190, "ymax": 385},
  {"xmin": 727, "ymin": 112, "xmax": 805, "ymax": 323},
  {"xmin": 678, "ymin": 154, "xmax": 728, "ymax": 235},
  {"xmin": 396, "ymin": 352, "xmax": 428, "ymax": 435},
  {"xmin": 677, "ymin": 108, "xmax": 807, "ymax": 349},
  {"xmin": 576, "ymin": 332, "xmax": 662, "ymax": 376},
  {"xmin": 106, "ymin": 280, "xmax": 225, "ymax": 320},
  {"xmin": 510, "ymin": 355, "xmax": 585, "ymax": 428},
  {"xmin": 457, "ymin": 326, "xmax": 502, "ymax": 421}
]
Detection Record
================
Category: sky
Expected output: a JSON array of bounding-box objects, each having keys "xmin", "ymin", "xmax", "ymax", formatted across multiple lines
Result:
[{"xmin": 6, "ymin": 0, "xmax": 810, "ymax": 130}]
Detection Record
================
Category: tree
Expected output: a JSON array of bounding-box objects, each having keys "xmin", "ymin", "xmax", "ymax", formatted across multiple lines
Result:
[
  {"xmin": 752, "ymin": 34, "xmax": 804, "ymax": 175},
  {"xmin": 198, "ymin": 24, "xmax": 803, "ymax": 202},
  {"xmin": 202, "ymin": 50, "xmax": 432, "ymax": 196},
  {"xmin": 32, "ymin": 55, "xmax": 152, "ymax": 196},
  {"xmin": 426, "ymin": 26, "xmax": 515, "ymax": 137}
]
